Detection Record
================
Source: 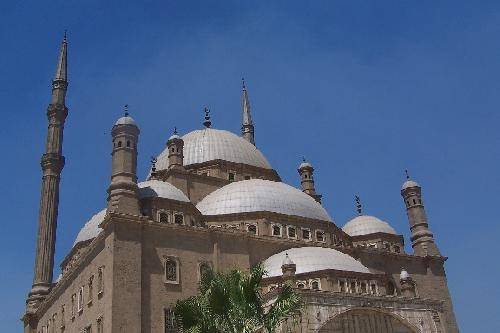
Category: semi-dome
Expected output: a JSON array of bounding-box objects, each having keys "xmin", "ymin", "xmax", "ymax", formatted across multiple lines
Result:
[
  {"xmin": 196, "ymin": 179, "xmax": 332, "ymax": 222},
  {"xmin": 73, "ymin": 180, "xmax": 189, "ymax": 246},
  {"xmin": 263, "ymin": 247, "xmax": 370, "ymax": 277},
  {"xmin": 155, "ymin": 128, "xmax": 272, "ymax": 170},
  {"xmin": 342, "ymin": 215, "xmax": 397, "ymax": 237}
]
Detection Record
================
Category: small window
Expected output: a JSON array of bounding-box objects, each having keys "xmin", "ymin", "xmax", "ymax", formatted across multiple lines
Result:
[
  {"xmin": 158, "ymin": 211, "xmax": 169, "ymax": 224},
  {"xmin": 97, "ymin": 267, "xmax": 104, "ymax": 295},
  {"xmin": 302, "ymin": 228, "xmax": 311, "ymax": 240},
  {"xmin": 174, "ymin": 213, "xmax": 184, "ymax": 225},
  {"xmin": 384, "ymin": 242, "xmax": 391, "ymax": 250},
  {"xmin": 311, "ymin": 280, "xmax": 320, "ymax": 290},
  {"xmin": 296, "ymin": 282, "xmax": 306, "ymax": 289},
  {"xmin": 228, "ymin": 172, "xmax": 235, "ymax": 182},
  {"xmin": 61, "ymin": 305, "xmax": 65, "ymax": 327},
  {"xmin": 77, "ymin": 287, "xmax": 84, "ymax": 312},
  {"xmin": 316, "ymin": 230, "xmax": 325, "ymax": 242},
  {"xmin": 393, "ymin": 245, "xmax": 401, "ymax": 253},
  {"xmin": 199, "ymin": 262, "xmax": 211, "ymax": 281},
  {"xmin": 412, "ymin": 199, "xmax": 417, "ymax": 205},
  {"xmin": 126, "ymin": 140, "xmax": 131, "ymax": 147},
  {"xmin": 387, "ymin": 281, "xmax": 395, "ymax": 295},
  {"xmin": 247, "ymin": 224, "xmax": 257, "ymax": 235},
  {"xmin": 164, "ymin": 308, "xmax": 177, "ymax": 333},
  {"xmin": 96, "ymin": 316, "xmax": 103, "ymax": 333},
  {"xmin": 272, "ymin": 225, "xmax": 282, "ymax": 237},
  {"xmin": 360, "ymin": 282, "xmax": 367, "ymax": 293},
  {"xmin": 287, "ymin": 226, "xmax": 296, "ymax": 239},
  {"xmin": 88, "ymin": 275, "xmax": 94, "ymax": 305},
  {"xmin": 71, "ymin": 294, "xmax": 76, "ymax": 318},
  {"xmin": 165, "ymin": 258, "xmax": 179, "ymax": 283},
  {"xmin": 117, "ymin": 141, "xmax": 122, "ymax": 148},
  {"xmin": 304, "ymin": 174, "xmax": 308, "ymax": 179},
  {"xmin": 244, "ymin": 175, "xmax": 251, "ymax": 180},
  {"xmin": 368, "ymin": 243, "xmax": 376, "ymax": 249},
  {"xmin": 350, "ymin": 281, "xmax": 357, "ymax": 293},
  {"xmin": 171, "ymin": 147, "xmax": 175, "ymax": 153},
  {"xmin": 339, "ymin": 280, "xmax": 346, "ymax": 293},
  {"xmin": 370, "ymin": 283, "xmax": 377, "ymax": 295}
]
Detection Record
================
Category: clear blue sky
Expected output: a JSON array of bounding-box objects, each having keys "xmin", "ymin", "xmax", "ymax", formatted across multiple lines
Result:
[{"xmin": 1, "ymin": 1, "xmax": 498, "ymax": 331}]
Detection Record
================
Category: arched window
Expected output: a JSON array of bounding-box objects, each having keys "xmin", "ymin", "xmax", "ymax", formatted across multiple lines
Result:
[
  {"xmin": 311, "ymin": 280, "xmax": 320, "ymax": 290},
  {"xmin": 117, "ymin": 141, "xmax": 122, "ymax": 147},
  {"xmin": 387, "ymin": 281, "xmax": 396, "ymax": 295},
  {"xmin": 199, "ymin": 262, "xmax": 211, "ymax": 281},
  {"xmin": 297, "ymin": 282, "xmax": 306, "ymax": 289},
  {"xmin": 287, "ymin": 226, "xmax": 297, "ymax": 239},
  {"xmin": 272, "ymin": 224, "xmax": 282, "ymax": 237},
  {"xmin": 174, "ymin": 213, "xmax": 184, "ymax": 225},
  {"xmin": 164, "ymin": 308, "xmax": 178, "ymax": 333},
  {"xmin": 164, "ymin": 258, "xmax": 179, "ymax": 283},
  {"xmin": 247, "ymin": 224, "xmax": 257, "ymax": 235},
  {"xmin": 126, "ymin": 140, "xmax": 131, "ymax": 147},
  {"xmin": 158, "ymin": 211, "xmax": 169, "ymax": 224}
]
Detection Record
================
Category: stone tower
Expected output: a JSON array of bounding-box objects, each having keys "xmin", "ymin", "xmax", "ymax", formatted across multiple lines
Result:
[
  {"xmin": 401, "ymin": 172, "xmax": 440, "ymax": 256},
  {"xmin": 107, "ymin": 106, "xmax": 140, "ymax": 215},
  {"xmin": 241, "ymin": 79, "xmax": 255, "ymax": 145},
  {"xmin": 27, "ymin": 34, "xmax": 68, "ymax": 311},
  {"xmin": 167, "ymin": 128, "xmax": 184, "ymax": 170},
  {"xmin": 298, "ymin": 158, "xmax": 322, "ymax": 203}
]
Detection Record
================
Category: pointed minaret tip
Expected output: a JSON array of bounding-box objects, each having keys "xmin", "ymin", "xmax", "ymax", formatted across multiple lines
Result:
[
  {"xmin": 54, "ymin": 31, "xmax": 68, "ymax": 82},
  {"xmin": 241, "ymin": 78, "xmax": 255, "ymax": 145}
]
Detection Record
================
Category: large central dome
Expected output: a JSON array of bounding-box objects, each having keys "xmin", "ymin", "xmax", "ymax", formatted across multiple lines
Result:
[
  {"xmin": 196, "ymin": 179, "xmax": 332, "ymax": 222},
  {"xmin": 155, "ymin": 128, "xmax": 272, "ymax": 170}
]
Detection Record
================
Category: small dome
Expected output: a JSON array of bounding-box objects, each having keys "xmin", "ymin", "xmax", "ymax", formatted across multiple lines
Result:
[
  {"xmin": 263, "ymin": 247, "xmax": 370, "ymax": 277},
  {"xmin": 196, "ymin": 179, "xmax": 332, "ymax": 222},
  {"xmin": 168, "ymin": 133, "xmax": 181, "ymax": 141},
  {"xmin": 73, "ymin": 181, "xmax": 189, "ymax": 247},
  {"xmin": 155, "ymin": 128, "xmax": 271, "ymax": 170},
  {"xmin": 73, "ymin": 209, "xmax": 107, "ymax": 246},
  {"xmin": 299, "ymin": 161, "xmax": 313, "ymax": 169},
  {"xmin": 402, "ymin": 179, "xmax": 420, "ymax": 190},
  {"xmin": 342, "ymin": 215, "xmax": 397, "ymax": 236},
  {"xmin": 114, "ymin": 115, "xmax": 137, "ymax": 126},
  {"xmin": 138, "ymin": 180, "xmax": 190, "ymax": 202}
]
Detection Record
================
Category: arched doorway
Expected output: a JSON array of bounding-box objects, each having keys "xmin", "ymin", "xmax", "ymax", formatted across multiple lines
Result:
[{"xmin": 318, "ymin": 308, "xmax": 418, "ymax": 333}]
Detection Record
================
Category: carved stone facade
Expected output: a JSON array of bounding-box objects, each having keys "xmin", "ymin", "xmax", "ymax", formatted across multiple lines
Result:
[{"xmin": 22, "ymin": 37, "xmax": 459, "ymax": 333}]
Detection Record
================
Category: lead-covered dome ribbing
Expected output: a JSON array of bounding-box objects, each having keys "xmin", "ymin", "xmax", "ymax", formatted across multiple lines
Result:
[{"xmin": 196, "ymin": 179, "xmax": 332, "ymax": 222}]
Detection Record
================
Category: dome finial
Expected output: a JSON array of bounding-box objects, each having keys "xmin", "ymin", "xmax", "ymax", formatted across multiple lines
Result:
[
  {"xmin": 173, "ymin": 126, "xmax": 178, "ymax": 135},
  {"xmin": 242, "ymin": 77, "xmax": 246, "ymax": 90},
  {"xmin": 150, "ymin": 156, "xmax": 158, "ymax": 179},
  {"xmin": 124, "ymin": 104, "xmax": 129, "ymax": 117},
  {"xmin": 203, "ymin": 106, "xmax": 211, "ymax": 128},
  {"xmin": 355, "ymin": 194, "xmax": 362, "ymax": 215},
  {"xmin": 405, "ymin": 169, "xmax": 410, "ymax": 180}
]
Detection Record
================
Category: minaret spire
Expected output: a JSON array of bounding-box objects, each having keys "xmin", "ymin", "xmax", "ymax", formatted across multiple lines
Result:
[
  {"xmin": 27, "ymin": 33, "xmax": 69, "ymax": 314},
  {"xmin": 241, "ymin": 78, "xmax": 255, "ymax": 145}
]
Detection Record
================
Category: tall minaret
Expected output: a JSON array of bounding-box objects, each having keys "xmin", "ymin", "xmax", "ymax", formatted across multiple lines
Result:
[
  {"xmin": 107, "ymin": 106, "xmax": 141, "ymax": 215},
  {"xmin": 167, "ymin": 127, "xmax": 185, "ymax": 171},
  {"xmin": 298, "ymin": 158, "xmax": 322, "ymax": 203},
  {"xmin": 241, "ymin": 79, "xmax": 255, "ymax": 145},
  {"xmin": 28, "ymin": 33, "xmax": 68, "ymax": 307},
  {"xmin": 401, "ymin": 171, "xmax": 440, "ymax": 256}
]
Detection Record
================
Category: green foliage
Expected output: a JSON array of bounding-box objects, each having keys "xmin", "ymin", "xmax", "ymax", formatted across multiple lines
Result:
[{"xmin": 173, "ymin": 264, "xmax": 302, "ymax": 333}]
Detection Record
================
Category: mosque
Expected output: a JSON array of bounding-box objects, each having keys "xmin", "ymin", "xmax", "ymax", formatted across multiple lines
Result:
[{"xmin": 23, "ymin": 36, "xmax": 458, "ymax": 333}]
